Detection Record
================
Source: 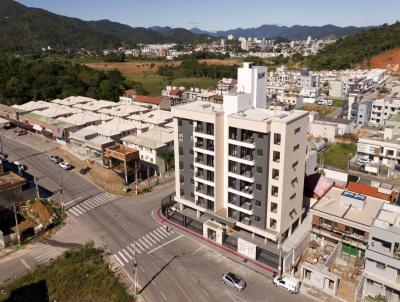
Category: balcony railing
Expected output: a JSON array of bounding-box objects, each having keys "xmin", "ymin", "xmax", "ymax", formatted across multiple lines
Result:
[{"xmin": 241, "ymin": 216, "xmax": 252, "ymax": 225}]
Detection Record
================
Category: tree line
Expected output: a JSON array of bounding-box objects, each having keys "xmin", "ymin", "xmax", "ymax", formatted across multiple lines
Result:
[{"xmin": 0, "ymin": 56, "xmax": 147, "ymax": 105}]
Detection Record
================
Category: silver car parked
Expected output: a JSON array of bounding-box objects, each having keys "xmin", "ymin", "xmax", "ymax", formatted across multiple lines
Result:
[{"xmin": 222, "ymin": 272, "xmax": 246, "ymax": 291}]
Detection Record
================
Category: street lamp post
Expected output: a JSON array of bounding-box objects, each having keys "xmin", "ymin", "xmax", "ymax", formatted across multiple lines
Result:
[
  {"xmin": 133, "ymin": 240, "xmax": 139, "ymax": 297},
  {"xmin": 58, "ymin": 166, "xmax": 64, "ymax": 213}
]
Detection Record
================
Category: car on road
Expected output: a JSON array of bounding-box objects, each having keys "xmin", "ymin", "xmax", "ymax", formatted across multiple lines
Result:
[
  {"xmin": 13, "ymin": 160, "xmax": 27, "ymax": 172},
  {"xmin": 59, "ymin": 162, "xmax": 72, "ymax": 170},
  {"xmin": 273, "ymin": 275, "xmax": 300, "ymax": 294},
  {"xmin": 79, "ymin": 166, "xmax": 90, "ymax": 175},
  {"xmin": 15, "ymin": 129, "xmax": 27, "ymax": 136},
  {"xmin": 49, "ymin": 155, "xmax": 63, "ymax": 163},
  {"xmin": 0, "ymin": 152, "xmax": 8, "ymax": 161},
  {"xmin": 222, "ymin": 272, "xmax": 246, "ymax": 291}
]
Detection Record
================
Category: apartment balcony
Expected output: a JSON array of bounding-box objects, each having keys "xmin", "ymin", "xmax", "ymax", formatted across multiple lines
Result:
[
  {"xmin": 194, "ymin": 140, "xmax": 215, "ymax": 156},
  {"xmin": 241, "ymin": 216, "xmax": 252, "ymax": 226},
  {"xmin": 228, "ymin": 137, "xmax": 256, "ymax": 149},
  {"xmin": 194, "ymin": 126, "xmax": 214, "ymax": 140},
  {"xmin": 241, "ymin": 201, "xmax": 252, "ymax": 211}
]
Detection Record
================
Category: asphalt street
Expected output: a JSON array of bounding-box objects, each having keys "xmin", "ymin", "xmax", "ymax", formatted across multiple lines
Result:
[{"xmin": 0, "ymin": 136, "xmax": 312, "ymax": 302}]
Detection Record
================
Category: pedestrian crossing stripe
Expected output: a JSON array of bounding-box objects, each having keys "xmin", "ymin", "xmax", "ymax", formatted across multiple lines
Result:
[
  {"xmin": 112, "ymin": 226, "xmax": 176, "ymax": 266},
  {"xmin": 67, "ymin": 193, "xmax": 118, "ymax": 217}
]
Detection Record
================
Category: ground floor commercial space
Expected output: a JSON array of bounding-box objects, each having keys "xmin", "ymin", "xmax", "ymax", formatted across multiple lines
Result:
[{"xmin": 161, "ymin": 196, "xmax": 283, "ymax": 271}]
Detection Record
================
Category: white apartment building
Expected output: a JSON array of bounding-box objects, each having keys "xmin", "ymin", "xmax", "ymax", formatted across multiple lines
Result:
[
  {"xmin": 363, "ymin": 203, "xmax": 400, "ymax": 301},
  {"xmin": 357, "ymin": 127, "xmax": 400, "ymax": 167},
  {"xmin": 370, "ymin": 98, "xmax": 400, "ymax": 126},
  {"xmin": 172, "ymin": 63, "xmax": 309, "ymax": 250}
]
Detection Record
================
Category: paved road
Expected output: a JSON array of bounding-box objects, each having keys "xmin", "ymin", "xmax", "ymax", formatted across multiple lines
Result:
[
  {"xmin": 3, "ymin": 135, "xmax": 102, "ymax": 208},
  {"xmin": 0, "ymin": 137, "xmax": 312, "ymax": 302}
]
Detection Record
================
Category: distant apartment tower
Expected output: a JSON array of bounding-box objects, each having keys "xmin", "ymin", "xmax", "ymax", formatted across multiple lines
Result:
[
  {"xmin": 172, "ymin": 63, "xmax": 309, "ymax": 247},
  {"xmin": 241, "ymin": 39, "xmax": 249, "ymax": 51},
  {"xmin": 227, "ymin": 34, "xmax": 235, "ymax": 40}
]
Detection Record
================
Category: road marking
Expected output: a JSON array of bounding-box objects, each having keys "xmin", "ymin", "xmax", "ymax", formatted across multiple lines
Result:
[
  {"xmin": 68, "ymin": 208, "xmax": 80, "ymax": 216},
  {"xmin": 127, "ymin": 246, "xmax": 136, "ymax": 256},
  {"xmin": 141, "ymin": 236, "xmax": 153, "ymax": 247},
  {"xmin": 148, "ymin": 235, "xmax": 183, "ymax": 254},
  {"xmin": 225, "ymin": 290, "xmax": 247, "ymax": 302},
  {"xmin": 202, "ymin": 289, "xmax": 210, "ymax": 298},
  {"xmin": 145, "ymin": 234, "xmax": 157, "ymax": 244},
  {"xmin": 113, "ymin": 254, "xmax": 124, "ymax": 266},
  {"xmin": 132, "ymin": 242, "xmax": 144, "ymax": 253},
  {"xmin": 160, "ymin": 291, "xmax": 167, "ymax": 300},
  {"xmin": 155, "ymin": 228, "xmax": 167, "ymax": 238},
  {"xmin": 149, "ymin": 232, "xmax": 161, "ymax": 242},
  {"xmin": 20, "ymin": 259, "xmax": 31, "ymax": 270},
  {"xmin": 74, "ymin": 205, "xmax": 86, "ymax": 214},
  {"xmin": 85, "ymin": 199, "xmax": 98, "ymax": 207},
  {"xmin": 150, "ymin": 230, "xmax": 163, "ymax": 241},
  {"xmin": 122, "ymin": 249, "xmax": 133, "ymax": 260},
  {"xmin": 138, "ymin": 238, "xmax": 149, "ymax": 249},
  {"xmin": 80, "ymin": 203, "xmax": 93, "ymax": 210},
  {"xmin": 159, "ymin": 227, "xmax": 171, "ymax": 235},
  {"xmin": 64, "ymin": 196, "xmax": 82, "ymax": 207},
  {"xmin": 140, "ymin": 266, "xmax": 146, "ymax": 273},
  {"xmin": 192, "ymin": 246, "xmax": 203, "ymax": 255},
  {"xmin": 190, "ymin": 275, "xmax": 197, "ymax": 283},
  {"xmin": 118, "ymin": 251, "xmax": 128, "ymax": 263}
]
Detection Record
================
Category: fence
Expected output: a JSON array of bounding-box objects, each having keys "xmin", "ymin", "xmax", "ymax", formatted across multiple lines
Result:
[{"xmin": 256, "ymin": 247, "xmax": 279, "ymax": 269}]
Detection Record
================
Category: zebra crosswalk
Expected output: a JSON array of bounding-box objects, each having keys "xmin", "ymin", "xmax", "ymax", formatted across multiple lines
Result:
[
  {"xmin": 67, "ymin": 193, "xmax": 117, "ymax": 217},
  {"xmin": 30, "ymin": 244, "xmax": 64, "ymax": 265},
  {"xmin": 113, "ymin": 225, "xmax": 174, "ymax": 266}
]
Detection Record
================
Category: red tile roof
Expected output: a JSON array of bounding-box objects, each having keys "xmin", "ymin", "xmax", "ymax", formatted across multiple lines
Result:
[
  {"xmin": 347, "ymin": 182, "xmax": 397, "ymax": 202},
  {"xmin": 134, "ymin": 95, "xmax": 162, "ymax": 105}
]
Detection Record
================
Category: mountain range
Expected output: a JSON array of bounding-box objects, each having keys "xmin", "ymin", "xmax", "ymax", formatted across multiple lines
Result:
[
  {"xmin": 0, "ymin": 0, "xmax": 375, "ymax": 53},
  {"xmin": 0, "ymin": 0, "xmax": 209, "ymax": 52},
  {"xmin": 190, "ymin": 24, "xmax": 373, "ymax": 40}
]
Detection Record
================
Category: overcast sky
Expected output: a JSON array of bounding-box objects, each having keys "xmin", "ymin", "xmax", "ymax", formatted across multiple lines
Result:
[{"xmin": 18, "ymin": 0, "xmax": 400, "ymax": 31}]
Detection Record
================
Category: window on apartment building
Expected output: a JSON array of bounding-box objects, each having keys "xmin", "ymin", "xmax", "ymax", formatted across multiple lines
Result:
[
  {"xmin": 292, "ymin": 161, "xmax": 299, "ymax": 170},
  {"xmin": 179, "ymin": 161, "xmax": 184, "ymax": 170},
  {"xmin": 258, "ymin": 133, "xmax": 263, "ymax": 139},
  {"xmin": 190, "ymin": 164, "xmax": 194, "ymax": 170},
  {"xmin": 190, "ymin": 148, "xmax": 194, "ymax": 155},
  {"xmin": 271, "ymin": 202, "xmax": 278, "ymax": 213},
  {"xmin": 291, "ymin": 177, "xmax": 298, "ymax": 186},
  {"xmin": 270, "ymin": 218, "xmax": 277, "ymax": 230},
  {"xmin": 180, "ymin": 176, "xmax": 184, "ymax": 183},
  {"xmin": 290, "ymin": 193, "xmax": 297, "ymax": 200},
  {"xmin": 256, "ymin": 184, "xmax": 262, "ymax": 191},
  {"xmin": 178, "ymin": 119, "xmax": 182, "ymax": 126},
  {"xmin": 189, "ymin": 120, "xmax": 193, "ymax": 125},
  {"xmin": 305, "ymin": 269, "xmax": 312, "ymax": 280},
  {"xmin": 190, "ymin": 178, "xmax": 194, "ymax": 184},
  {"xmin": 271, "ymin": 186, "xmax": 279, "ymax": 197},
  {"xmin": 179, "ymin": 147, "xmax": 183, "ymax": 155},
  {"xmin": 273, "ymin": 151, "xmax": 280, "ymax": 163},
  {"xmin": 178, "ymin": 132, "xmax": 183, "ymax": 142},
  {"xmin": 191, "ymin": 192, "xmax": 195, "ymax": 198},
  {"xmin": 272, "ymin": 169, "xmax": 279, "ymax": 180},
  {"xmin": 256, "ymin": 166, "xmax": 263, "ymax": 174},
  {"xmin": 274, "ymin": 133, "xmax": 281, "ymax": 145},
  {"xmin": 180, "ymin": 189, "xmax": 185, "ymax": 196},
  {"xmin": 293, "ymin": 144, "xmax": 300, "ymax": 152},
  {"xmin": 257, "ymin": 149, "xmax": 263, "ymax": 156},
  {"xmin": 255, "ymin": 200, "xmax": 262, "ymax": 207},
  {"xmin": 294, "ymin": 127, "xmax": 301, "ymax": 134},
  {"xmin": 376, "ymin": 261, "xmax": 385, "ymax": 270},
  {"xmin": 254, "ymin": 216, "xmax": 261, "ymax": 222}
]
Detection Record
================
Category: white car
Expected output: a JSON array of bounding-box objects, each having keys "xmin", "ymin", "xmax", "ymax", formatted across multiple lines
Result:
[
  {"xmin": 59, "ymin": 161, "xmax": 72, "ymax": 170},
  {"xmin": 13, "ymin": 161, "xmax": 26, "ymax": 172},
  {"xmin": 273, "ymin": 276, "xmax": 300, "ymax": 294}
]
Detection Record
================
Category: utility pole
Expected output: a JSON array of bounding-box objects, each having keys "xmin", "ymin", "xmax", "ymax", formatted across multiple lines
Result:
[
  {"xmin": 135, "ymin": 161, "xmax": 138, "ymax": 195},
  {"xmin": 133, "ymin": 241, "xmax": 139, "ymax": 297},
  {"xmin": 58, "ymin": 166, "xmax": 64, "ymax": 213},
  {"xmin": 13, "ymin": 199, "xmax": 21, "ymax": 246},
  {"xmin": 35, "ymin": 176, "xmax": 40, "ymax": 199}
]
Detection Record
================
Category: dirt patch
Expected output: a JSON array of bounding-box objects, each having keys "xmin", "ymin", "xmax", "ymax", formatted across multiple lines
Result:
[
  {"xmin": 198, "ymin": 59, "xmax": 240, "ymax": 66},
  {"xmin": 29, "ymin": 200, "xmax": 51, "ymax": 226},
  {"xmin": 303, "ymin": 104, "xmax": 334, "ymax": 117},
  {"xmin": 364, "ymin": 48, "xmax": 400, "ymax": 74}
]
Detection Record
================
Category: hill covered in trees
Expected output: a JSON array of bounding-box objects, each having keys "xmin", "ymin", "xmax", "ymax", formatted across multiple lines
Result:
[
  {"xmin": 0, "ymin": 0, "xmax": 210, "ymax": 53},
  {"xmin": 0, "ymin": 56, "xmax": 146, "ymax": 105},
  {"xmin": 307, "ymin": 22, "xmax": 400, "ymax": 70}
]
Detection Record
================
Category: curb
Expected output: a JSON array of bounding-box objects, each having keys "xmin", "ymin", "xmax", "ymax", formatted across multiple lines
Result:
[{"xmin": 156, "ymin": 208, "xmax": 278, "ymax": 275}]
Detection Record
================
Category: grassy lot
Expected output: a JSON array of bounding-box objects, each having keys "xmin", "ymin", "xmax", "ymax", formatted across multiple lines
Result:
[
  {"xmin": 318, "ymin": 143, "xmax": 357, "ymax": 171},
  {"xmin": 0, "ymin": 243, "xmax": 130, "ymax": 302},
  {"xmin": 331, "ymin": 99, "xmax": 345, "ymax": 108},
  {"xmin": 127, "ymin": 72, "xmax": 218, "ymax": 96}
]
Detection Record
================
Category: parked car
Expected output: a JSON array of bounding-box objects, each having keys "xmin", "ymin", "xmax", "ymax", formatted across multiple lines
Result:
[
  {"xmin": 15, "ymin": 129, "xmax": 27, "ymax": 136},
  {"xmin": 59, "ymin": 162, "xmax": 72, "ymax": 170},
  {"xmin": 273, "ymin": 276, "xmax": 300, "ymax": 294},
  {"xmin": 49, "ymin": 155, "xmax": 63, "ymax": 163},
  {"xmin": 79, "ymin": 166, "xmax": 90, "ymax": 175},
  {"xmin": 221, "ymin": 272, "xmax": 246, "ymax": 291},
  {"xmin": 13, "ymin": 160, "xmax": 26, "ymax": 172},
  {"xmin": 356, "ymin": 158, "xmax": 370, "ymax": 165},
  {"xmin": 0, "ymin": 152, "xmax": 8, "ymax": 161}
]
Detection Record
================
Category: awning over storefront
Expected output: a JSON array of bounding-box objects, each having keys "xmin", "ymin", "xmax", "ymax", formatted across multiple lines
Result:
[{"xmin": 32, "ymin": 124, "xmax": 43, "ymax": 132}]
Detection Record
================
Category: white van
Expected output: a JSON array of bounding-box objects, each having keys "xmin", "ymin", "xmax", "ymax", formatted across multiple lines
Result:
[{"xmin": 273, "ymin": 276, "xmax": 300, "ymax": 294}]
